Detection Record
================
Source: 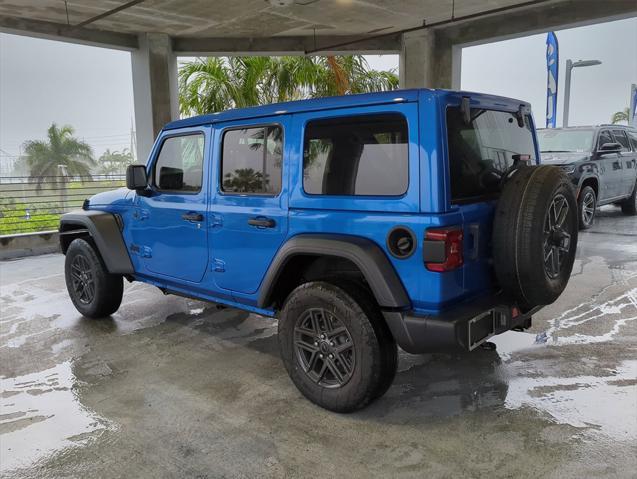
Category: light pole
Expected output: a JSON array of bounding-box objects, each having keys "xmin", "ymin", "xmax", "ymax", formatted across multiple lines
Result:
[{"xmin": 563, "ymin": 59, "xmax": 602, "ymax": 127}]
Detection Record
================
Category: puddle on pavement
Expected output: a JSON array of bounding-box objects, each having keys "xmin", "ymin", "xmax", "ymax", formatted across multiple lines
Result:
[
  {"xmin": 505, "ymin": 360, "xmax": 637, "ymax": 440},
  {"xmin": 546, "ymin": 287, "xmax": 637, "ymax": 345},
  {"xmin": 484, "ymin": 327, "xmax": 637, "ymax": 441},
  {"xmin": 0, "ymin": 361, "xmax": 114, "ymax": 472},
  {"xmin": 490, "ymin": 330, "xmax": 546, "ymax": 360}
]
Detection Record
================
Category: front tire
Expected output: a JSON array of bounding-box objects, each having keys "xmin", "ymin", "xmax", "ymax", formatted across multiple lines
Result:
[
  {"xmin": 65, "ymin": 238, "xmax": 123, "ymax": 318},
  {"xmin": 620, "ymin": 181, "xmax": 637, "ymax": 215},
  {"xmin": 278, "ymin": 281, "xmax": 397, "ymax": 413},
  {"xmin": 577, "ymin": 185, "xmax": 596, "ymax": 229}
]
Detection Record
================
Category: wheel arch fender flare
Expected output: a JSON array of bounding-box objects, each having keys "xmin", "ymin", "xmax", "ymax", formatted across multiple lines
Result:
[
  {"xmin": 59, "ymin": 210, "xmax": 133, "ymax": 275},
  {"xmin": 578, "ymin": 174, "xmax": 600, "ymax": 196},
  {"xmin": 258, "ymin": 234, "xmax": 410, "ymax": 310}
]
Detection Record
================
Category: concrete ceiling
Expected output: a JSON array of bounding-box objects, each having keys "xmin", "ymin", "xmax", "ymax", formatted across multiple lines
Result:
[
  {"xmin": 0, "ymin": 0, "xmax": 635, "ymax": 54},
  {"xmin": 0, "ymin": 0, "xmax": 532, "ymax": 38}
]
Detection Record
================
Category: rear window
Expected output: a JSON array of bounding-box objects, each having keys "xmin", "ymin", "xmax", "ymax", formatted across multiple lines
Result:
[
  {"xmin": 303, "ymin": 114, "xmax": 408, "ymax": 196},
  {"xmin": 446, "ymin": 107, "xmax": 536, "ymax": 203}
]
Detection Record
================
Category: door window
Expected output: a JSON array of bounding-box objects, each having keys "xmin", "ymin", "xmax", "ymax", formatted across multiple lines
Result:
[
  {"xmin": 597, "ymin": 130, "xmax": 614, "ymax": 150},
  {"xmin": 154, "ymin": 133, "xmax": 205, "ymax": 193},
  {"xmin": 221, "ymin": 126, "xmax": 283, "ymax": 195},
  {"xmin": 302, "ymin": 114, "xmax": 408, "ymax": 196},
  {"xmin": 612, "ymin": 130, "xmax": 631, "ymax": 151}
]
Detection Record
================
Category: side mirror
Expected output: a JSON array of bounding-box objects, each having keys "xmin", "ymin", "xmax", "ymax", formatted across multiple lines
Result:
[
  {"xmin": 126, "ymin": 165, "xmax": 148, "ymax": 190},
  {"xmin": 598, "ymin": 142, "xmax": 622, "ymax": 154}
]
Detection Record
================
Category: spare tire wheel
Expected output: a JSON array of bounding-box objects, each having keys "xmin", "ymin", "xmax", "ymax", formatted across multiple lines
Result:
[{"xmin": 493, "ymin": 165, "xmax": 578, "ymax": 308}]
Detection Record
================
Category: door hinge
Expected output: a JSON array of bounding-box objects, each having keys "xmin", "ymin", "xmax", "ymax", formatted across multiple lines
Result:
[
  {"xmin": 210, "ymin": 214, "xmax": 223, "ymax": 228},
  {"xmin": 130, "ymin": 244, "xmax": 152, "ymax": 258},
  {"xmin": 211, "ymin": 258, "xmax": 225, "ymax": 272},
  {"xmin": 133, "ymin": 209, "xmax": 150, "ymax": 221}
]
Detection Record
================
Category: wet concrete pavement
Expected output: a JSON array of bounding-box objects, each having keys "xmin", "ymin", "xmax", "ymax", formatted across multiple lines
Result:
[{"xmin": 1, "ymin": 206, "xmax": 636, "ymax": 478}]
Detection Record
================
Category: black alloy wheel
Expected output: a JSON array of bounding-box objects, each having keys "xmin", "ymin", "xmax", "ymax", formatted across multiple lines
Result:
[
  {"xmin": 543, "ymin": 193, "xmax": 573, "ymax": 279},
  {"xmin": 64, "ymin": 238, "xmax": 123, "ymax": 318},
  {"xmin": 278, "ymin": 281, "xmax": 397, "ymax": 412},
  {"xmin": 69, "ymin": 253, "xmax": 96, "ymax": 304},
  {"xmin": 579, "ymin": 187, "xmax": 596, "ymax": 229},
  {"xmin": 294, "ymin": 307, "xmax": 355, "ymax": 388}
]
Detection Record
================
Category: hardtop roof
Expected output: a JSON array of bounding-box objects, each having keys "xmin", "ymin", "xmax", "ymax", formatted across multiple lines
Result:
[{"xmin": 163, "ymin": 88, "xmax": 532, "ymax": 131}]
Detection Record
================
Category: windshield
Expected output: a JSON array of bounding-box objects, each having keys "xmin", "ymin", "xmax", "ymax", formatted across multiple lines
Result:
[
  {"xmin": 537, "ymin": 129, "xmax": 594, "ymax": 153},
  {"xmin": 446, "ymin": 107, "xmax": 536, "ymax": 203}
]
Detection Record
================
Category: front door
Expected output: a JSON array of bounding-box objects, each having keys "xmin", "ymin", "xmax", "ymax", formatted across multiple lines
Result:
[
  {"xmin": 611, "ymin": 129, "xmax": 637, "ymax": 197},
  {"xmin": 130, "ymin": 128, "xmax": 209, "ymax": 283},
  {"xmin": 210, "ymin": 118, "xmax": 289, "ymax": 295},
  {"xmin": 596, "ymin": 129, "xmax": 623, "ymax": 201}
]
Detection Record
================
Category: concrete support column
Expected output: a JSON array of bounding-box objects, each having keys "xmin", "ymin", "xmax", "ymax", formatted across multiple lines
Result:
[
  {"xmin": 399, "ymin": 29, "xmax": 461, "ymax": 90},
  {"xmin": 131, "ymin": 33, "xmax": 179, "ymax": 163}
]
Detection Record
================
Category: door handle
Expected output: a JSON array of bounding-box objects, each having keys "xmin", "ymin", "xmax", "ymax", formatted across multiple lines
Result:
[
  {"xmin": 248, "ymin": 217, "xmax": 276, "ymax": 228},
  {"xmin": 182, "ymin": 212, "xmax": 203, "ymax": 222}
]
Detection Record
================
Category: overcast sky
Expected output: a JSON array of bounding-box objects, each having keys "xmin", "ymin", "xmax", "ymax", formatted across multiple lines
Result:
[{"xmin": 0, "ymin": 17, "xmax": 636, "ymax": 165}]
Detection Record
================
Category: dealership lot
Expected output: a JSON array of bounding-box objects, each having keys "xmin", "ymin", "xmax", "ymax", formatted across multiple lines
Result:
[{"xmin": 1, "ymin": 207, "xmax": 636, "ymax": 478}]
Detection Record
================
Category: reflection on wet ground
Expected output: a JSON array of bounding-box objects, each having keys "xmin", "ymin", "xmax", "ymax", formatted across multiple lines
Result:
[{"xmin": 1, "ymin": 207, "xmax": 636, "ymax": 478}]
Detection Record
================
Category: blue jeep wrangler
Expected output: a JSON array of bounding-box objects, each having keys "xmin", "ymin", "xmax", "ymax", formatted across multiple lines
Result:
[{"xmin": 60, "ymin": 89, "xmax": 578, "ymax": 412}]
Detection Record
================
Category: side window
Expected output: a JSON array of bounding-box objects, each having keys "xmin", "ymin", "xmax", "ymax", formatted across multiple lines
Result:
[
  {"xmin": 154, "ymin": 133, "xmax": 205, "ymax": 193},
  {"xmin": 303, "ymin": 114, "xmax": 408, "ymax": 196},
  {"xmin": 612, "ymin": 130, "xmax": 631, "ymax": 151},
  {"xmin": 628, "ymin": 131, "xmax": 637, "ymax": 150},
  {"xmin": 597, "ymin": 130, "xmax": 613, "ymax": 149},
  {"xmin": 221, "ymin": 126, "xmax": 283, "ymax": 195}
]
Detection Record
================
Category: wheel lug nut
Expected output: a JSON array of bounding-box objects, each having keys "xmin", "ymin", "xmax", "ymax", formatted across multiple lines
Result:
[
  {"xmin": 328, "ymin": 354, "xmax": 333, "ymax": 359},
  {"xmin": 319, "ymin": 354, "xmax": 323, "ymax": 358},
  {"xmin": 330, "ymin": 342, "xmax": 334, "ymax": 347},
  {"xmin": 320, "ymin": 334, "xmax": 325, "ymax": 339},
  {"xmin": 313, "ymin": 342, "xmax": 318, "ymax": 346}
]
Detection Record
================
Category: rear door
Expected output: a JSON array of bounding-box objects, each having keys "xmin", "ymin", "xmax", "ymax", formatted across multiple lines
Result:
[
  {"xmin": 444, "ymin": 104, "xmax": 538, "ymax": 297},
  {"xmin": 210, "ymin": 117, "xmax": 289, "ymax": 295},
  {"xmin": 628, "ymin": 130, "xmax": 637, "ymax": 192},
  {"xmin": 611, "ymin": 129, "xmax": 637, "ymax": 197}
]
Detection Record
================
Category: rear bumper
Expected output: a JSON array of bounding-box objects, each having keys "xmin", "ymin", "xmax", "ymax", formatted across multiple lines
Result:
[{"xmin": 383, "ymin": 296, "xmax": 543, "ymax": 354}]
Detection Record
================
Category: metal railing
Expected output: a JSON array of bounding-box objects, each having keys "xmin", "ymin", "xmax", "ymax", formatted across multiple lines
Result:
[{"xmin": 0, "ymin": 175, "xmax": 125, "ymax": 236}]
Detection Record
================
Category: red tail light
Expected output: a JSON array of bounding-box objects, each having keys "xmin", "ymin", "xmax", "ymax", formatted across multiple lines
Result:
[{"xmin": 424, "ymin": 227, "xmax": 464, "ymax": 272}]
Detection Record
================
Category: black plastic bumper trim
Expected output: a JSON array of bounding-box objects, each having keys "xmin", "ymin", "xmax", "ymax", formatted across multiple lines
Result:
[{"xmin": 383, "ymin": 297, "xmax": 542, "ymax": 354}]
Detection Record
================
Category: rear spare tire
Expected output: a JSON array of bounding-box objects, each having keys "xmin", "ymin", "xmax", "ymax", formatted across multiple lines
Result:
[{"xmin": 493, "ymin": 165, "xmax": 578, "ymax": 308}]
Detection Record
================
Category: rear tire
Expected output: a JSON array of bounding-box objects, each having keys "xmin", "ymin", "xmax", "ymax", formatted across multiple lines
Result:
[
  {"xmin": 493, "ymin": 166, "xmax": 578, "ymax": 308},
  {"xmin": 65, "ymin": 238, "xmax": 123, "ymax": 318},
  {"xmin": 577, "ymin": 186, "xmax": 596, "ymax": 229},
  {"xmin": 620, "ymin": 181, "xmax": 637, "ymax": 215},
  {"xmin": 278, "ymin": 281, "xmax": 397, "ymax": 412}
]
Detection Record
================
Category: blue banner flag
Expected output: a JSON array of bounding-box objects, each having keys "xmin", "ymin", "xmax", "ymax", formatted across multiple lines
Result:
[
  {"xmin": 546, "ymin": 32, "xmax": 559, "ymax": 128},
  {"xmin": 631, "ymin": 84, "xmax": 637, "ymax": 127}
]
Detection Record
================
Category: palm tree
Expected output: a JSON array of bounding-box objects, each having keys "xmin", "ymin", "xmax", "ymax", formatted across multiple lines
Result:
[
  {"xmin": 223, "ymin": 168, "xmax": 267, "ymax": 192},
  {"xmin": 611, "ymin": 107, "xmax": 630, "ymax": 124},
  {"xmin": 98, "ymin": 148, "xmax": 134, "ymax": 175},
  {"xmin": 179, "ymin": 55, "xmax": 399, "ymax": 116},
  {"xmin": 23, "ymin": 123, "xmax": 95, "ymax": 188}
]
